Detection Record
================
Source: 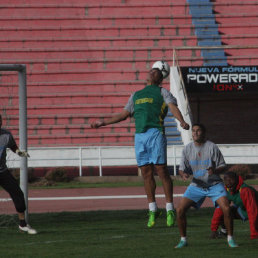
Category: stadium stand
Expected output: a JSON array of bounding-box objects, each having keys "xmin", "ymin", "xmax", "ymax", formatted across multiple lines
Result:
[
  {"xmin": 184, "ymin": 0, "xmax": 258, "ymax": 66},
  {"xmin": 187, "ymin": 0, "xmax": 258, "ymax": 144},
  {"xmin": 0, "ymin": 0, "xmax": 257, "ymax": 146},
  {"xmin": 213, "ymin": 0, "xmax": 258, "ymax": 66},
  {"xmin": 187, "ymin": 0, "xmax": 227, "ymax": 66},
  {"xmin": 0, "ymin": 0, "xmax": 197, "ymax": 147}
]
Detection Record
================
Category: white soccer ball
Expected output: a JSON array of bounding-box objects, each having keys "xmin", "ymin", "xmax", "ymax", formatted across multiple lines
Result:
[{"xmin": 152, "ymin": 60, "xmax": 170, "ymax": 79}]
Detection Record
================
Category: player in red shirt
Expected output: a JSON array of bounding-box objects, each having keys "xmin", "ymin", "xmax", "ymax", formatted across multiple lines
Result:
[{"xmin": 211, "ymin": 171, "xmax": 258, "ymax": 240}]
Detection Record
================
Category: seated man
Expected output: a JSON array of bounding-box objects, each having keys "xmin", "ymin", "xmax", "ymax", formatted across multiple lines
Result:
[{"xmin": 211, "ymin": 171, "xmax": 258, "ymax": 240}]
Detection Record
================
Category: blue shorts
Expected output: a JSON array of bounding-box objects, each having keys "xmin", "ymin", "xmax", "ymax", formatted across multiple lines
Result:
[
  {"xmin": 183, "ymin": 183, "xmax": 227, "ymax": 209},
  {"xmin": 135, "ymin": 128, "xmax": 167, "ymax": 167}
]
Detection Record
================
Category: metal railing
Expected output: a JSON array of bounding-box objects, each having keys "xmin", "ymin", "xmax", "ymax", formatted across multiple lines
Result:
[{"xmin": 7, "ymin": 144, "xmax": 258, "ymax": 177}]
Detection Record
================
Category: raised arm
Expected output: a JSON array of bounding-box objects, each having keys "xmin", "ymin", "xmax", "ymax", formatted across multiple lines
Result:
[
  {"xmin": 167, "ymin": 103, "xmax": 189, "ymax": 130},
  {"xmin": 91, "ymin": 109, "xmax": 130, "ymax": 129}
]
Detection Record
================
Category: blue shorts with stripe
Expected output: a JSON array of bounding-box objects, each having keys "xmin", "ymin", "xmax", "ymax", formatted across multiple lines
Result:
[
  {"xmin": 134, "ymin": 128, "xmax": 167, "ymax": 167},
  {"xmin": 183, "ymin": 183, "xmax": 227, "ymax": 209}
]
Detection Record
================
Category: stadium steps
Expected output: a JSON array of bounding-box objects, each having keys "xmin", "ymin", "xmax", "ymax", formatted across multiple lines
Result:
[
  {"xmin": 212, "ymin": 0, "xmax": 258, "ymax": 65},
  {"xmin": 223, "ymin": 48, "xmax": 258, "ymax": 56},
  {"xmin": 0, "ymin": 57, "xmax": 202, "ymax": 71},
  {"xmin": 2, "ymin": 33, "xmax": 257, "ymax": 49},
  {"xmin": 0, "ymin": 3, "xmax": 191, "ymax": 16},
  {"xmin": 2, "ymin": 0, "xmax": 257, "ymax": 146},
  {"xmin": 0, "ymin": 13, "xmax": 257, "ymax": 29},
  {"xmin": 218, "ymin": 23, "xmax": 258, "ymax": 35},
  {"xmin": 0, "ymin": 25, "xmax": 195, "ymax": 38},
  {"xmin": 7, "ymin": 122, "xmax": 136, "ymax": 136},
  {"xmin": 0, "ymin": 69, "xmax": 180, "ymax": 82},
  {"xmin": 1, "ymin": 0, "xmax": 183, "ymax": 4},
  {"xmin": 4, "ymin": 113, "xmax": 132, "ymax": 127},
  {"xmin": 3, "ymin": 103, "xmax": 127, "ymax": 116},
  {"xmin": 213, "ymin": 2, "xmax": 258, "ymax": 14},
  {"xmin": 0, "ymin": 15, "xmax": 192, "ymax": 27},
  {"xmin": 0, "ymin": 80, "xmax": 149, "ymax": 94},
  {"xmin": 0, "ymin": 92, "xmax": 132, "ymax": 105},
  {"xmin": 186, "ymin": 0, "xmax": 258, "ymax": 66},
  {"xmin": 0, "ymin": 36, "xmax": 198, "ymax": 48},
  {"xmin": 4, "ymin": 114, "xmax": 117, "ymax": 127},
  {"xmin": 0, "ymin": 46, "xmax": 201, "ymax": 60},
  {"xmin": 0, "ymin": 24, "xmax": 194, "ymax": 39},
  {"xmin": 0, "ymin": 0, "xmax": 199, "ymax": 146},
  {"xmin": 221, "ymin": 35, "xmax": 258, "ymax": 45},
  {"xmin": 0, "ymin": 47, "xmax": 255, "ymax": 69},
  {"xmin": 175, "ymin": 54, "xmax": 258, "ymax": 66},
  {"xmin": 27, "ymin": 132, "xmax": 136, "ymax": 146},
  {"xmin": 188, "ymin": 0, "xmax": 227, "ymax": 66},
  {"xmin": 215, "ymin": 14, "xmax": 258, "ymax": 24}
]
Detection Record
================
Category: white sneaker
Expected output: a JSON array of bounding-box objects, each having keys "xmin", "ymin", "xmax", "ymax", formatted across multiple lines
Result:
[{"xmin": 19, "ymin": 224, "xmax": 37, "ymax": 234}]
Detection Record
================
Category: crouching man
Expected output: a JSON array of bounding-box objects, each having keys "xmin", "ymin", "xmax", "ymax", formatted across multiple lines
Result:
[{"xmin": 211, "ymin": 171, "xmax": 258, "ymax": 240}]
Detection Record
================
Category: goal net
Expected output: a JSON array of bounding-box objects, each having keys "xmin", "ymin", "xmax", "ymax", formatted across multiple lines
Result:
[{"xmin": 0, "ymin": 64, "xmax": 28, "ymax": 226}]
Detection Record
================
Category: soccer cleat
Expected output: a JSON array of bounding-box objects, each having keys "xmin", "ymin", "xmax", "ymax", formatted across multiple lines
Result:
[
  {"xmin": 166, "ymin": 210, "xmax": 175, "ymax": 227},
  {"xmin": 19, "ymin": 224, "xmax": 37, "ymax": 235},
  {"xmin": 175, "ymin": 240, "xmax": 187, "ymax": 248},
  {"xmin": 147, "ymin": 210, "xmax": 161, "ymax": 228},
  {"xmin": 228, "ymin": 239, "xmax": 238, "ymax": 248}
]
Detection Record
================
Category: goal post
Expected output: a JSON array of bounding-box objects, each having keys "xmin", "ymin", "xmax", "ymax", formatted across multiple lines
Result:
[{"xmin": 0, "ymin": 64, "xmax": 28, "ymax": 221}]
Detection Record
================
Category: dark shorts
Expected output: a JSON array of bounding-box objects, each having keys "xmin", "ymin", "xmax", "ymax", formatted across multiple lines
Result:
[{"xmin": 0, "ymin": 170, "xmax": 26, "ymax": 213}]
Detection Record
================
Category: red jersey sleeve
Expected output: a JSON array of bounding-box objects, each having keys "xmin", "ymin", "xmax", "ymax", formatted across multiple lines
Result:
[
  {"xmin": 211, "ymin": 207, "xmax": 224, "ymax": 232},
  {"xmin": 240, "ymin": 187, "xmax": 258, "ymax": 239}
]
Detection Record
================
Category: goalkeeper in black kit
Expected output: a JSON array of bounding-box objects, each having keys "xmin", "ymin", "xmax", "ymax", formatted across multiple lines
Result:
[{"xmin": 0, "ymin": 114, "xmax": 37, "ymax": 234}]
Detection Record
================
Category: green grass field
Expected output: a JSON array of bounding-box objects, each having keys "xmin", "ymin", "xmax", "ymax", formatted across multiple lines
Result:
[
  {"xmin": 0, "ymin": 208, "xmax": 257, "ymax": 258},
  {"xmin": 27, "ymin": 178, "xmax": 258, "ymax": 189}
]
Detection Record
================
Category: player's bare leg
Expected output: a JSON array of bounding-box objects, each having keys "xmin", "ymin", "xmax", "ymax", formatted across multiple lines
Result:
[
  {"xmin": 176, "ymin": 198, "xmax": 193, "ymax": 247},
  {"xmin": 176, "ymin": 197, "xmax": 194, "ymax": 237},
  {"xmin": 216, "ymin": 196, "xmax": 238, "ymax": 247},
  {"xmin": 141, "ymin": 164, "xmax": 161, "ymax": 228},
  {"xmin": 155, "ymin": 164, "xmax": 176, "ymax": 227},
  {"xmin": 140, "ymin": 164, "xmax": 156, "ymax": 203},
  {"xmin": 216, "ymin": 197, "xmax": 233, "ymax": 235},
  {"xmin": 155, "ymin": 164, "xmax": 173, "ymax": 202}
]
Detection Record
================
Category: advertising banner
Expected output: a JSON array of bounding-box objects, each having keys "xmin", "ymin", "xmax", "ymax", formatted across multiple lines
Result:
[{"xmin": 181, "ymin": 66, "xmax": 258, "ymax": 93}]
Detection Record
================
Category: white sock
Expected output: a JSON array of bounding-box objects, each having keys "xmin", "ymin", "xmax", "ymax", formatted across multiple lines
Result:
[
  {"xmin": 227, "ymin": 235, "xmax": 233, "ymax": 242},
  {"xmin": 166, "ymin": 202, "xmax": 174, "ymax": 212},
  {"xmin": 181, "ymin": 237, "xmax": 187, "ymax": 242},
  {"xmin": 149, "ymin": 202, "xmax": 157, "ymax": 212}
]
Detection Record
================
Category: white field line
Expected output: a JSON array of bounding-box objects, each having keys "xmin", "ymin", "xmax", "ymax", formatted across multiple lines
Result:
[{"xmin": 0, "ymin": 194, "xmax": 183, "ymax": 202}]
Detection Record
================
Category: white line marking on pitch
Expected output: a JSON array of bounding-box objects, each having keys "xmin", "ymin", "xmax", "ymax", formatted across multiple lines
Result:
[
  {"xmin": 28, "ymin": 194, "xmax": 183, "ymax": 201},
  {"xmin": 0, "ymin": 194, "xmax": 183, "ymax": 201}
]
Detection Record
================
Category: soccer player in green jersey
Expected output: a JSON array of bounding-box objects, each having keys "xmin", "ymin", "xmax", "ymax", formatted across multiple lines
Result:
[{"xmin": 91, "ymin": 68, "xmax": 189, "ymax": 228}]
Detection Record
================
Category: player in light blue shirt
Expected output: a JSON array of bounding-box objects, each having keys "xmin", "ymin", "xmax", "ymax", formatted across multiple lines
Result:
[{"xmin": 175, "ymin": 123, "xmax": 238, "ymax": 248}]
